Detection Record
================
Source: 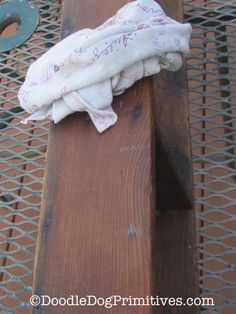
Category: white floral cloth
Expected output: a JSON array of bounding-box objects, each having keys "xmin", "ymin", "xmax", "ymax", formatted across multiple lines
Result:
[{"xmin": 18, "ymin": 0, "xmax": 192, "ymax": 133}]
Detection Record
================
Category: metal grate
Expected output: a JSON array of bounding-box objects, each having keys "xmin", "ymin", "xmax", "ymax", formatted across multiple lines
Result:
[
  {"xmin": 184, "ymin": 0, "xmax": 236, "ymax": 313},
  {"xmin": 0, "ymin": 0, "xmax": 236, "ymax": 313},
  {"xmin": 0, "ymin": 1, "xmax": 62, "ymax": 313}
]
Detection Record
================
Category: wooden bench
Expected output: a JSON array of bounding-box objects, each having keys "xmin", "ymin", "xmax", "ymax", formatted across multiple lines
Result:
[{"xmin": 32, "ymin": 1, "xmax": 199, "ymax": 313}]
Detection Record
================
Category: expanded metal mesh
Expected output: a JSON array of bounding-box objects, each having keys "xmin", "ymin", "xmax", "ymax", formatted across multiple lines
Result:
[
  {"xmin": 0, "ymin": 1, "xmax": 62, "ymax": 312},
  {"xmin": 0, "ymin": 0, "xmax": 236, "ymax": 313},
  {"xmin": 185, "ymin": 0, "xmax": 236, "ymax": 313}
]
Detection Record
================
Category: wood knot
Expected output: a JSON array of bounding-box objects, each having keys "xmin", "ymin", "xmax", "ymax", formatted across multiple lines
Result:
[{"xmin": 131, "ymin": 104, "xmax": 143, "ymax": 123}]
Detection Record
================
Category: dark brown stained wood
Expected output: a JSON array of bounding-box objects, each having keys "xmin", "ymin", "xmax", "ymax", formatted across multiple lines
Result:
[
  {"xmin": 155, "ymin": 210, "xmax": 199, "ymax": 314},
  {"xmin": 153, "ymin": 1, "xmax": 199, "ymax": 312},
  {"xmin": 32, "ymin": 1, "xmax": 156, "ymax": 313},
  {"xmin": 154, "ymin": 0, "xmax": 194, "ymax": 210},
  {"xmin": 32, "ymin": 1, "xmax": 199, "ymax": 313}
]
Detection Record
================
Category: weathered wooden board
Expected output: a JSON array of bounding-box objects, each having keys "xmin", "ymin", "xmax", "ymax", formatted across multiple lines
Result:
[
  {"xmin": 153, "ymin": 2, "xmax": 199, "ymax": 313},
  {"xmin": 32, "ymin": 0, "xmax": 198, "ymax": 313},
  {"xmin": 155, "ymin": 210, "xmax": 199, "ymax": 313},
  {"xmin": 155, "ymin": 0, "xmax": 194, "ymax": 211},
  {"xmin": 33, "ymin": 1, "xmax": 156, "ymax": 313}
]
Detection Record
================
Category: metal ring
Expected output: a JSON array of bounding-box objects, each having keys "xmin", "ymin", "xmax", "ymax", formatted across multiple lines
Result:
[{"xmin": 0, "ymin": 0, "xmax": 39, "ymax": 52}]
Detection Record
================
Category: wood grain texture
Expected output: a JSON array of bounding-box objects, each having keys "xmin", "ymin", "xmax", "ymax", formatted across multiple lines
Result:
[
  {"xmin": 32, "ymin": 0, "xmax": 198, "ymax": 313},
  {"xmin": 154, "ymin": 0, "xmax": 194, "ymax": 210},
  {"xmin": 32, "ymin": 1, "xmax": 156, "ymax": 313},
  {"xmin": 153, "ymin": 2, "xmax": 199, "ymax": 312},
  {"xmin": 155, "ymin": 210, "xmax": 199, "ymax": 313}
]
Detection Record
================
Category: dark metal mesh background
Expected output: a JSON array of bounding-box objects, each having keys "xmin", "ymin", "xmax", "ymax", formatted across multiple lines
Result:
[
  {"xmin": 185, "ymin": 0, "xmax": 236, "ymax": 313},
  {"xmin": 0, "ymin": 1, "xmax": 62, "ymax": 313},
  {"xmin": 0, "ymin": 0, "xmax": 235, "ymax": 313}
]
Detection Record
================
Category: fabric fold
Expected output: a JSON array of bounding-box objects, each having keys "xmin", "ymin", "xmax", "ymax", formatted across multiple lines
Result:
[{"xmin": 18, "ymin": 0, "xmax": 192, "ymax": 133}]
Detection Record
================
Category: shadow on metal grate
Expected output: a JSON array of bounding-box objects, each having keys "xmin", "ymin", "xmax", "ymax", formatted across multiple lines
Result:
[
  {"xmin": 0, "ymin": 1, "xmax": 62, "ymax": 313},
  {"xmin": 185, "ymin": 0, "xmax": 236, "ymax": 313}
]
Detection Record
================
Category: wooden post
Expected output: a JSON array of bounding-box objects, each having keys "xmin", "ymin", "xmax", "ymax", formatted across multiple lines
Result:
[
  {"xmin": 155, "ymin": 0, "xmax": 194, "ymax": 211},
  {"xmin": 32, "ymin": 1, "xmax": 198, "ymax": 313},
  {"xmin": 154, "ymin": 2, "xmax": 199, "ymax": 313},
  {"xmin": 33, "ymin": 1, "xmax": 156, "ymax": 313}
]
